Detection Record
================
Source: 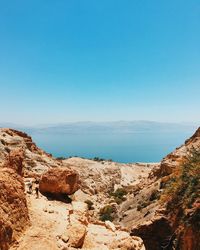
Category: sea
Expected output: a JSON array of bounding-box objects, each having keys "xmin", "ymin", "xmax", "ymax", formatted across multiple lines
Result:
[{"xmin": 30, "ymin": 129, "xmax": 196, "ymax": 163}]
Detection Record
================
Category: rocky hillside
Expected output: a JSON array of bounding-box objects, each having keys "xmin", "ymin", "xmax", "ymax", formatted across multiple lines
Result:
[
  {"xmin": 0, "ymin": 127, "xmax": 199, "ymax": 250},
  {"xmin": 0, "ymin": 128, "xmax": 146, "ymax": 250},
  {"xmin": 0, "ymin": 128, "xmax": 62, "ymax": 175},
  {"xmin": 159, "ymin": 127, "xmax": 200, "ymax": 250},
  {"xmin": 131, "ymin": 127, "xmax": 200, "ymax": 250},
  {"xmin": 60, "ymin": 127, "xmax": 199, "ymax": 249},
  {"xmin": 160, "ymin": 127, "xmax": 200, "ymax": 176},
  {"xmin": 63, "ymin": 157, "xmax": 158, "ymax": 194}
]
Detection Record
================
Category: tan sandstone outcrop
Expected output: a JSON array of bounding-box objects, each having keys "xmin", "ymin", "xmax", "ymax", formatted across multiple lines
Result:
[
  {"xmin": 0, "ymin": 128, "xmax": 62, "ymax": 175},
  {"xmin": 159, "ymin": 127, "xmax": 200, "ymax": 176},
  {"xmin": 0, "ymin": 150, "xmax": 30, "ymax": 250},
  {"xmin": 39, "ymin": 167, "xmax": 79, "ymax": 195}
]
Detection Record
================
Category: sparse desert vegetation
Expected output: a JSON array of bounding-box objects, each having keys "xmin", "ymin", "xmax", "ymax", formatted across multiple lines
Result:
[
  {"xmin": 99, "ymin": 205, "xmax": 115, "ymax": 222},
  {"xmin": 161, "ymin": 148, "xmax": 200, "ymax": 226},
  {"xmin": 109, "ymin": 187, "xmax": 127, "ymax": 204}
]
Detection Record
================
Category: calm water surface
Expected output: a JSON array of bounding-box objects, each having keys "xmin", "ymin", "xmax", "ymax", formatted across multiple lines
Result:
[{"xmin": 30, "ymin": 131, "xmax": 193, "ymax": 163}]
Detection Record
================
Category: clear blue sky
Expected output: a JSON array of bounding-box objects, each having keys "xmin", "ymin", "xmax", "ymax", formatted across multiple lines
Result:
[{"xmin": 0, "ymin": 0, "xmax": 199, "ymax": 124}]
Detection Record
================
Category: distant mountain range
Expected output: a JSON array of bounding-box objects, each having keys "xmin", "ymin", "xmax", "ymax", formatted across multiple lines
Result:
[{"xmin": 0, "ymin": 121, "xmax": 198, "ymax": 134}]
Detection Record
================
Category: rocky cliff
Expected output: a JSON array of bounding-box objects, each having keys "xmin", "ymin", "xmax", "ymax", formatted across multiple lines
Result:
[
  {"xmin": 0, "ymin": 149, "xmax": 30, "ymax": 250},
  {"xmin": 160, "ymin": 127, "xmax": 200, "ymax": 176},
  {"xmin": 0, "ymin": 128, "xmax": 62, "ymax": 175},
  {"xmin": 131, "ymin": 127, "xmax": 200, "ymax": 250},
  {"xmin": 160, "ymin": 127, "xmax": 200, "ymax": 250}
]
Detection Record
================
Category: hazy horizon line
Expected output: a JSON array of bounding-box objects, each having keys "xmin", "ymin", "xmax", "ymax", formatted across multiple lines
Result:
[{"xmin": 0, "ymin": 120, "xmax": 199, "ymax": 128}]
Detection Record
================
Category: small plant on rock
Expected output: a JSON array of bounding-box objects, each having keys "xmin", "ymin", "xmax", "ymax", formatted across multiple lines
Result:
[
  {"xmin": 109, "ymin": 188, "xmax": 127, "ymax": 204},
  {"xmin": 137, "ymin": 200, "xmax": 151, "ymax": 211},
  {"xmin": 85, "ymin": 200, "xmax": 94, "ymax": 210},
  {"xmin": 149, "ymin": 190, "xmax": 161, "ymax": 201},
  {"xmin": 99, "ymin": 205, "xmax": 114, "ymax": 222}
]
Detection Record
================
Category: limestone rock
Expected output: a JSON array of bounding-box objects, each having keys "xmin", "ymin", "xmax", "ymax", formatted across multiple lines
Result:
[
  {"xmin": 67, "ymin": 200, "xmax": 145, "ymax": 250},
  {"xmin": 71, "ymin": 201, "xmax": 88, "ymax": 215},
  {"xmin": 83, "ymin": 223, "xmax": 145, "ymax": 250},
  {"xmin": 67, "ymin": 223, "xmax": 86, "ymax": 248},
  {"xmin": 39, "ymin": 168, "xmax": 79, "ymax": 195},
  {"xmin": 110, "ymin": 235, "xmax": 145, "ymax": 250},
  {"xmin": 105, "ymin": 220, "xmax": 116, "ymax": 232},
  {"xmin": 69, "ymin": 201, "xmax": 89, "ymax": 226},
  {"xmin": 63, "ymin": 157, "xmax": 157, "ymax": 196},
  {"xmin": 0, "ymin": 128, "xmax": 62, "ymax": 175},
  {"xmin": 61, "ymin": 232, "xmax": 69, "ymax": 243},
  {"xmin": 70, "ymin": 189, "xmax": 90, "ymax": 202},
  {"xmin": 160, "ymin": 126, "xmax": 200, "ymax": 176}
]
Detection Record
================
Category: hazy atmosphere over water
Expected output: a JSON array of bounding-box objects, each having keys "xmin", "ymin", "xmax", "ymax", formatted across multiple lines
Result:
[
  {"xmin": 0, "ymin": 1, "xmax": 199, "ymax": 162},
  {"xmin": 30, "ymin": 126, "xmax": 196, "ymax": 163},
  {"xmin": 0, "ymin": 121, "xmax": 198, "ymax": 163}
]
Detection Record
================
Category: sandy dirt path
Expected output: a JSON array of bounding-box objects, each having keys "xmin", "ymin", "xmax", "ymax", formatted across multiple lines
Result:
[{"xmin": 10, "ymin": 192, "xmax": 70, "ymax": 250}]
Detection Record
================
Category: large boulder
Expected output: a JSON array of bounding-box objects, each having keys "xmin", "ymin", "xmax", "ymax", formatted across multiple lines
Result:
[
  {"xmin": 39, "ymin": 167, "xmax": 79, "ymax": 195},
  {"xmin": 0, "ymin": 150, "xmax": 30, "ymax": 250}
]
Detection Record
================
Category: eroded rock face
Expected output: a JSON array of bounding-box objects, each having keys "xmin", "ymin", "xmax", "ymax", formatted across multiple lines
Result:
[
  {"xmin": 0, "ymin": 128, "xmax": 62, "ymax": 175},
  {"xmin": 129, "ymin": 127, "xmax": 200, "ymax": 250},
  {"xmin": 0, "ymin": 150, "xmax": 30, "ymax": 250},
  {"xmin": 39, "ymin": 168, "xmax": 79, "ymax": 196},
  {"xmin": 160, "ymin": 127, "xmax": 200, "ymax": 176},
  {"xmin": 3, "ymin": 148, "xmax": 25, "ymax": 175},
  {"xmin": 180, "ymin": 218, "xmax": 200, "ymax": 250},
  {"xmin": 131, "ymin": 216, "xmax": 172, "ymax": 250}
]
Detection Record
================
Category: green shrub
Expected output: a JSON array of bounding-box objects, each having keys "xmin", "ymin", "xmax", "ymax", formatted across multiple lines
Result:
[
  {"xmin": 137, "ymin": 200, "xmax": 151, "ymax": 211},
  {"xmin": 99, "ymin": 205, "xmax": 114, "ymax": 221},
  {"xmin": 93, "ymin": 157, "xmax": 105, "ymax": 162},
  {"xmin": 109, "ymin": 188, "xmax": 127, "ymax": 204},
  {"xmin": 56, "ymin": 156, "xmax": 66, "ymax": 160},
  {"xmin": 85, "ymin": 200, "xmax": 94, "ymax": 210},
  {"xmin": 149, "ymin": 190, "xmax": 160, "ymax": 201}
]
